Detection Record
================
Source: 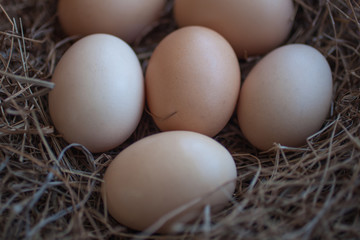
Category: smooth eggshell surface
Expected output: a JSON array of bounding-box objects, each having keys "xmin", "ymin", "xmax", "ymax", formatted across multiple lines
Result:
[
  {"xmin": 57, "ymin": 0, "xmax": 166, "ymax": 43},
  {"xmin": 146, "ymin": 26, "xmax": 241, "ymax": 137},
  {"xmin": 237, "ymin": 44, "xmax": 333, "ymax": 150},
  {"xmin": 174, "ymin": 0, "xmax": 295, "ymax": 58},
  {"xmin": 49, "ymin": 34, "xmax": 144, "ymax": 153},
  {"xmin": 102, "ymin": 131, "xmax": 237, "ymax": 233}
]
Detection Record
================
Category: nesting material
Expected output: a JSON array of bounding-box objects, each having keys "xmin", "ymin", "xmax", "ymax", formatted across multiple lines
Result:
[{"xmin": 0, "ymin": 0, "xmax": 359, "ymax": 239}]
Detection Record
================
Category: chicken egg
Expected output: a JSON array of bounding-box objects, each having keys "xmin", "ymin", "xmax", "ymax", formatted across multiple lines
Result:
[
  {"xmin": 57, "ymin": 0, "xmax": 166, "ymax": 43},
  {"xmin": 145, "ymin": 26, "xmax": 241, "ymax": 137},
  {"xmin": 101, "ymin": 131, "xmax": 237, "ymax": 233},
  {"xmin": 237, "ymin": 44, "xmax": 333, "ymax": 150},
  {"xmin": 49, "ymin": 34, "xmax": 144, "ymax": 153},
  {"xmin": 174, "ymin": 0, "xmax": 295, "ymax": 58}
]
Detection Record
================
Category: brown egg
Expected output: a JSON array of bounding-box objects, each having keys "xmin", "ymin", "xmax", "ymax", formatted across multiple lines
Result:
[
  {"xmin": 145, "ymin": 26, "xmax": 241, "ymax": 137},
  {"xmin": 237, "ymin": 44, "xmax": 333, "ymax": 150},
  {"xmin": 49, "ymin": 34, "xmax": 144, "ymax": 153},
  {"xmin": 57, "ymin": 0, "xmax": 166, "ymax": 43},
  {"xmin": 102, "ymin": 131, "xmax": 237, "ymax": 233},
  {"xmin": 174, "ymin": 0, "xmax": 295, "ymax": 58}
]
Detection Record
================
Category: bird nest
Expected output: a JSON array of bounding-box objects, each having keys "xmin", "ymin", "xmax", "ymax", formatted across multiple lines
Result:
[{"xmin": 0, "ymin": 0, "xmax": 359, "ymax": 239}]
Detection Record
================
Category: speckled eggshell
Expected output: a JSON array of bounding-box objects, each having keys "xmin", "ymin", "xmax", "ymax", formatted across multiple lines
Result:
[
  {"xmin": 145, "ymin": 26, "xmax": 241, "ymax": 137},
  {"xmin": 237, "ymin": 44, "xmax": 333, "ymax": 150},
  {"xmin": 49, "ymin": 34, "xmax": 144, "ymax": 153},
  {"xmin": 57, "ymin": 0, "xmax": 166, "ymax": 43},
  {"xmin": 101, "ymin": 131, "xmax": 237, "ymax": 233},
  {"xmin": 174, "ymin": 0, "xmax": 295, "ymax": 58}
]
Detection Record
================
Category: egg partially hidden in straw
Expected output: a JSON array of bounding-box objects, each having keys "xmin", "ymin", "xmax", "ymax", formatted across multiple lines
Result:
[
  {"xmin": 57, "ymin": 0, "xmax": 167, "ymax": 43},
  {"xmin": 102, "ymin": 131, "xmax": 237, "ymax": 233},
  {"xmin": 174, "ymin": 0, "xmax": 295, "ymax": 58}
]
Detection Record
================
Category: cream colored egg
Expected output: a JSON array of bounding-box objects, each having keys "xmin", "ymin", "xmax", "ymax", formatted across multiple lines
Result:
[
  {"xmin": 174, "ymin": 0, "xmax": 295, "ymax": 58},
  {"xmin": 49, "ymin": 34, "xmax": 144, "ymax": 153},
  {"xmin": 237, "ymin": 44, "xmax": 333, "ymax": 150},
  {"xmin": 145, "ymin": 26, "xmax": 241, "ymax": 137},
  {"xmin": 102, "ymin": 131, "xmax": 237, "ymax": 233},
  {"xmin": 57, "ymin": 0, "xmax": 166, "ymax": 43}
]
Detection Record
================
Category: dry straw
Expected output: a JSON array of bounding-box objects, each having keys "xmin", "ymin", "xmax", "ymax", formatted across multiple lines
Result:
[{"xmin": 1, "ymin": 0, "xmax": 359, "ymax": 239}]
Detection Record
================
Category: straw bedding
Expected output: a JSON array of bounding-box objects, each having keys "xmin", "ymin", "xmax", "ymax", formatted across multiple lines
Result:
[{"xmin": 0, "ymin": 0, "xmax": 359, "ymax": 239}]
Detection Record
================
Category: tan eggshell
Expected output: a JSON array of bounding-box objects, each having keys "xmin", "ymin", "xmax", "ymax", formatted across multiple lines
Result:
[
  {"xmin": 57, "ymin": 0, "xmax": 166, "ymax": 43},
  {"xmin": 237, "ymin": 44, "xmax": 333, "ymax": 150},
  {"xmin": 145, "ymin": 26, "xmax": 241, "ymax": 137},
  {"xmin": 49, "ymin": 34, "xmax": 144, "ymax": 153},
  {"xmin": 174, "ymin": 0, "xmax": 295, "ymax": 58},
  {"xmin": 102, "ymin": 131, "xmax": 237, "ymax": 233}
]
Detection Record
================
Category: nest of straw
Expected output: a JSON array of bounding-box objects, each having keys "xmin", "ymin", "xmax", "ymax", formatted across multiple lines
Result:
[{"xmin": 1, "ymin": 0, "xmax": 359, "ymax": 239}]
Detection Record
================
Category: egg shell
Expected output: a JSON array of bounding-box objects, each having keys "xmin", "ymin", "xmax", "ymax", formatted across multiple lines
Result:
[
  {"xmin": 237, "ymin": 44, "xmax": 333, "ymax": 150},
  {"xmin": 57, "ymin": 0, "xmax": 166, "ymax": 43},
  {"xmin": 145, "ymin": 26, "xmax": 241, "ymax": 137},
  {"xmin": 174, "ymin": 0, "xmax": 295, "ymax": 58},
  {"xmin": 49, "ymin": 34, "xmax": 144, "ymax": 153},
  {"xmin": 101, "ymin": 131, "xmax": 237, "ymax": 233}
]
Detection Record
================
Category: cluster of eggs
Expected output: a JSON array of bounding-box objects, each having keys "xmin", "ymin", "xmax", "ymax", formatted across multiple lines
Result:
[{"xmin": 49, "ymin": 0, "xmax": 333, "ymax": 234}]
